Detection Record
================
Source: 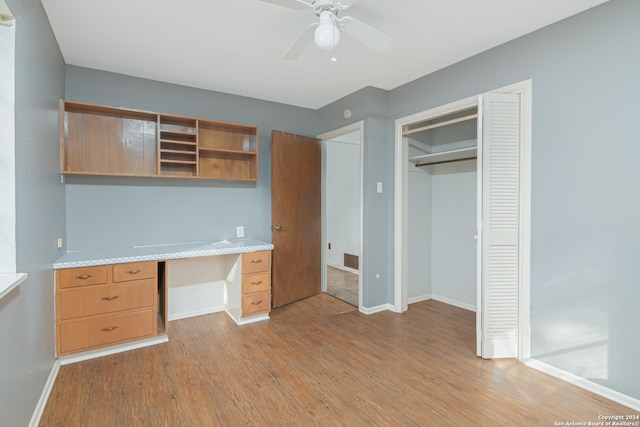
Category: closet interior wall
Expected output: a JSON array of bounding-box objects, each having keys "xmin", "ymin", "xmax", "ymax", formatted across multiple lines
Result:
[{"xmin": 407, "ymin": 114, "xmax": 478, "ymax": 310}]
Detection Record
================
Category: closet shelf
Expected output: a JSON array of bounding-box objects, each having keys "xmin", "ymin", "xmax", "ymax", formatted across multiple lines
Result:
[{"xmin": 410, "ymin": 147, "xmax": 477, "ymax": 168}]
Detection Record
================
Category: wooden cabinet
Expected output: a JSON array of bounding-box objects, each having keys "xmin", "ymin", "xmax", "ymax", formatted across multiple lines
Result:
[
  {"xmin": 61, "ymin": 100, "xmax": 258, "ymax": 181},
  {"xmin": 241, "ymin": 251, "xmax": 271, "ymax": 317},
  {"xmin": 158, "ymin": 114, "xmax": 198, "ymax": 177},
  {"xmin": 55, "ymin": 261, "xmax": 162, "ymax": 355},
  {"xmin": 62, "ymin": 102, "xmax": 158, "ymax": 176}
]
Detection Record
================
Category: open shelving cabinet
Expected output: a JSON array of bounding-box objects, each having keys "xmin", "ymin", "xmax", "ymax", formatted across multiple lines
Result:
[
  {"xmin": 158, "ymin": 114, "xmax": 198, "ymax": 177},
  {"xmin": 61, "ymin": 100, "xmax": 258, "ymax": 181}
]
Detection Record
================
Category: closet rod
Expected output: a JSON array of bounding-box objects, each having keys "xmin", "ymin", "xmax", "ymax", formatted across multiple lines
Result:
[
  {"xmin": 403, "ymin": 113, "xmax": 477, "ymax": 137},
  {"xmin": 415, "ymin": 156, "xmax": 477, "ymax": 168}
]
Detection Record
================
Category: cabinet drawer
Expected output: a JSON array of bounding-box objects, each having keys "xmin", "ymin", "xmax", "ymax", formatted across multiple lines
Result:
[
  {"xmin": 59, "ymin": 309, "xmax": 156, "ymax": 354},
  {"xmin": 59, "ymin": 266, "xmax": 108, "ymax": 289},
  {"xmin": 112, "ymin": 261, "xmax": 155, "ymax": 283},
  {"xmin": 242, "ymin": 272, "xmax": 271, "ymax": 294},
  {"xmin": 241, "ymin": 291, "xmax": 270, "ymax": 316},
  {"xmin": 242, "ymin": 251, "xmax": 270, "ymax": 274},
  {"xmin": 60, "ymin": 279, "xmax": 156, "ymax": 320}
]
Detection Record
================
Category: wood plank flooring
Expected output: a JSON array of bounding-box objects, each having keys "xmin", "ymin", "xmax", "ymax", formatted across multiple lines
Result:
[{"xmin": 40, "ymin": 295, "xmax": 637, "ymax": 426}]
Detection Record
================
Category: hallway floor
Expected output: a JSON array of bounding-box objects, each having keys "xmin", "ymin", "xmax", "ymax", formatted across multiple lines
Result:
[{"xmin": 326, "ymin": 265, "xmax": 358, "ymax": 306}]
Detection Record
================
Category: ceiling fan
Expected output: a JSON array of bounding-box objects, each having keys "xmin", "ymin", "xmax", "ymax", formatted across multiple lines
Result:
[{"xmin": 260, "ymin": 0, "xmax": 393, "ymax": 59}]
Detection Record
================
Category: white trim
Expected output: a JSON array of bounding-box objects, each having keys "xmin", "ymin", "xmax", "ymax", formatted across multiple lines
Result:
[
  {"xmin": 524, "ymin": 358, "xmax": 640, "ymax": 412},
  {"xmin": 58, "ymin": 335, "xmax": 169, "ymax": 365},
  {"xmin": 28, "ymin": 360, "xmax": 60, "ymax": 427},
  {"xmin": 327, "ymin": 263, "xmax": 359, "ymax": 275},
  {"xmin": 408, "ymin": 294, "xmax": 476, "ymax": 312},
  {"xmin": 359, "ymin": 303, "xmax": 394, "ymax": 315},
  {"xmin": 476, "ymin": 95, "xmax": 484, "ymax": 356},
  {"xmin": 231, "ymin": 312, "xmax": 270, "ymax": 326},
  {"xmin": 318, "ymin": 121, "xmax": 364, "ymax": 308},
  {"xmin": 408, "ymin": 294, "xmax": 431, "ymax": 304},
  {"xmin": 0, "ymin": 272, "xmax": 26, "ymax": 300},
  {"xmin": 168, "ymin": 305, "xmax": 224, "ymax": 321},
  {"xmin": 431, "ymin": 295, "xmax": 476, "ymax": 312},
  {"xmin": 0, "ymin": 18, "xmax": 16, "ymax": 273},
  {"xmin": 225, "ymin": 307, "xmax": 270, "ymax": 325}
]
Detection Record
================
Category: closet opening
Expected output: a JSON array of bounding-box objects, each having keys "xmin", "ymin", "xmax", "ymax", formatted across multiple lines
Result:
[
  {"xmin": 395, "ymin": 80, "xmax": 532, "ymax": 360},
  {"xmin": 406, "ymin": 106, "xmax": 479, "ymax": 316}
]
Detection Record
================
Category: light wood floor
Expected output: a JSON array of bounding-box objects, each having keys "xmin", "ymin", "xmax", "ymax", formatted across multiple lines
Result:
[
  {"xmin": 40, "ymin": 295, "xmax": 636, "ymax": 426},
  {"xmin": 326, "ymin": 266, "xmax": 358, "ymax": 306}
]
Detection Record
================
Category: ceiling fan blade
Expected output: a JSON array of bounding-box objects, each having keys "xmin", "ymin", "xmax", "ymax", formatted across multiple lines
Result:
[
  {"xmin": 340, "ymin": 16, "xmax": 393, "ymax": 53},
  {"xmin": 259, "ymin": 0, "xmax": 314, "ymax": 11},
  {"xmin": 283, "ymin": 23, "xmax": 318, "ymax": 60},
  {"xmin": 335, "ymin": 0, "xmax": 360, "ymax": 10}
]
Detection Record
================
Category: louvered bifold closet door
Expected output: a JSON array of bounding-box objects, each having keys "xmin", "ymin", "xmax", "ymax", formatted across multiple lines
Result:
[{"xmin": 481, "ymin": 93, "xmax": 521, "ymax": 359}]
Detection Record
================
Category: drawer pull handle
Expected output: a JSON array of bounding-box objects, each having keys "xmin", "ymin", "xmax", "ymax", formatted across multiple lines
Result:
[
  {"xmin": 75, "ymin": 274, "xmax": 94, "ymax": 280},
  {"xmin": 250, "ymin": 260, "xmax": 262, "ymax": 264},
  {"xmin": 101, "ymin": 295, "xmax": 119, "ymax": 301},
  {"xmin": 251, "ymin": 281, "xmax": 263, "ymax": 285},
  {"xmin": 251, "ymin": 300, "xmax": 263, "ymax": 305},
  {"xmin": 101, "ymin": 326, "xmax": 119, "ymax": 333},
  {"xmin": 127, "ymin": 269, "xmax": 142, "ymax": 274}
]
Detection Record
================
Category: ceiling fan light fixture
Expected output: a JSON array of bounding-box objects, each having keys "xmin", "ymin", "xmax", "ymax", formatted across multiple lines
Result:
[{"xmin": 314, "ymin": 10, "xmax": 340, "ymax": 52}]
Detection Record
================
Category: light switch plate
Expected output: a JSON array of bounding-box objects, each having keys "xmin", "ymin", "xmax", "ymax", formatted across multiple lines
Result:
[
  {"xmin": 236, "ymin": 226, "xmax": 244, "ymax": 238},
  {"xmin": 377, "ymin": 182, "xmax": 383, "ymax": 193}
]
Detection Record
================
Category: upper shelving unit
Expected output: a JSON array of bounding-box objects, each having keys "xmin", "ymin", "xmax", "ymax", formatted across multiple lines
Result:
[
  {"xmin": 158, "ymin": 114, "xmax": 198, "ymax": 177},
  {"xmin": 61, "ymin": 100, "xmax": 258, "ymax": 181}
]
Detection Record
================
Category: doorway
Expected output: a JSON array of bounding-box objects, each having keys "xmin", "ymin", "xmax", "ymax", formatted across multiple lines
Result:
[
  {"xmin": 319, "ymin": 122, "xmax": 364, "ymax": 308},
  {"xmin": 394, "ymin": 81, "xmax": 532, "ymax": 360}
]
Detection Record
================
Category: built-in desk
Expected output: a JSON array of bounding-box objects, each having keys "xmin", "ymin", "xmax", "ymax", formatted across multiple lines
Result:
[{"xmin": 53, "ymin": 239, "xmax": 273, "ymax": 363}]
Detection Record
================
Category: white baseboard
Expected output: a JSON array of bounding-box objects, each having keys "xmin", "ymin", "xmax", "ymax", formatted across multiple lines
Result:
[
  {"xmin": 29, "ymin": 359, "xmax": 60, "ymax": 427},
  {"xmin": 431, "ymin": 294, "xmax": 476, "ymax": 312},
  {"xmin": 327, "ymin": 263, "xmax": 359, "ymax": 275},
  {"xmin": 407, "ymin": 294, "xmax": 476, "ymax": 312},
  {"xmin": 58, "ymin": 335, "xmax": 169, "ymax": 365},
  {"xmin": 359, "ymin": 303, "xmax": 394, "ymax": 315},
  {"xmin": 168, "ymin": 305, "xmax": 224, "ymax": 321},
  {"xmin": 524, "ymin": 358, "xmax": 640, "ymax": 412},
  {"xmin": 408, "ymin": 294, "xmax": 432, "ymax": 304}
]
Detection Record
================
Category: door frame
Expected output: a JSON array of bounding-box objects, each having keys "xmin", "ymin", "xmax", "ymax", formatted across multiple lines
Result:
[
  {"xmin": 319, "ymin": 121, "xmax": 364, "ymax": 308},
  {"xmin": 393, "ymin": 80, "xmax": 532, "ymax": 360}
]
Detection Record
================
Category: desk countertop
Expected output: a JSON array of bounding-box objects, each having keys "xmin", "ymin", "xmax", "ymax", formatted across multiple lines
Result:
[{"xmin": 53, "ymin": 239, "xmax": 274, "ymax": 269}]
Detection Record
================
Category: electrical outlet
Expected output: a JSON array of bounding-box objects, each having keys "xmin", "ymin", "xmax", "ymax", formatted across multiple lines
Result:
[
  {"xmin": 57, "ymin": 237, "xmax": 63, "ymax": 249},
  {"xmin": 236, "ymin": 226, "xmax": 244, "ymax": 238}
]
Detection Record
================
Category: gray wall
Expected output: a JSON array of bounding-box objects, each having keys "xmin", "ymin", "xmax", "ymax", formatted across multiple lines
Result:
[
  {"xmin": 319, "ymin": 0, "xmax": 640, "ymax": 400},
  {"xmin": 64, "ymin": 66, "xmax": 318, "ymax": 250},
  {"xmin": 318, "ymin": 87, "xmax": 394, "ymax": 308},
  {"xmin": 4, "ymin": 0, "xmax": 633, "ymax": 418},
  {"xmin": 0, "ymin": 0, "xmax": 66, "ymax": 425},
  {"xmin": 430, "ymin": 165, "xmax": 476, "ymax": 308}
]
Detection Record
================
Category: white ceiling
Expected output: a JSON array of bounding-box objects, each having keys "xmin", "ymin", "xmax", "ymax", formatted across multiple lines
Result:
[{"xmin": 39, "ymin": 0, "xmax": 608, "ymax": 109}]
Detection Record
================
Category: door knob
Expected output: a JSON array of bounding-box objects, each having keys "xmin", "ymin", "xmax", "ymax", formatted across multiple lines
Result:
[{"xmin": 272, "ymin": 225, "xmax": 283, "ymax": 232}]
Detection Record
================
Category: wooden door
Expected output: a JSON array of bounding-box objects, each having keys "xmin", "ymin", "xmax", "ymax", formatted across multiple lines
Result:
[{"xmin": 271, "ymin": 130, "xmax": 321, "ymax": 307}]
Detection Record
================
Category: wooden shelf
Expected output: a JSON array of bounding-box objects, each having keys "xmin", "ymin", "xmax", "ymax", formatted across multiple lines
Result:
[
  {"xmin": 199, "ymin": 147, "xmax": 256, "ymax": 156},
  {"xmin": 159, "ymin": 139, "xmax": 197, "ymax": 146},
  {"xmin": 61, "ymin": 100, "xmax": 258, "ymax": 181},
  {"xmin": 160, "ymin": 159, "xmax": 197, "ymax": 165},
  {"xmin": 160, "ymin": 149, "xmax": 197, "ymax": 155}
]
